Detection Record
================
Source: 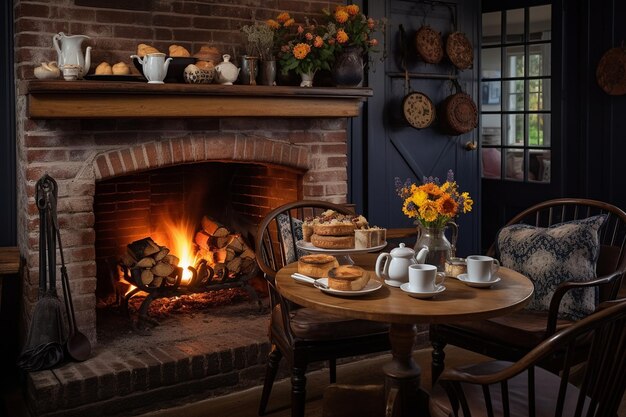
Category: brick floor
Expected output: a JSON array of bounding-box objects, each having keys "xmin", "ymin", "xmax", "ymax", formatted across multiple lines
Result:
[{"xmin": 25, "ymin": 300, "xmax": 274, "ymax": 417}]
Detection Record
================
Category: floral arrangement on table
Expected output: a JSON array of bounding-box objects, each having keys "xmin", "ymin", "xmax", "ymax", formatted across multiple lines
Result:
[
  {"xmin": 395, "ymin": 170, "xmax": 473, "ymax": 229},
  {"xmin": 323, "ymin": 4, "xmax": 385, "ymax": 57},
  {"xmin": 273, "ymin": 14, "xmax": 338, "ymax": 79}
]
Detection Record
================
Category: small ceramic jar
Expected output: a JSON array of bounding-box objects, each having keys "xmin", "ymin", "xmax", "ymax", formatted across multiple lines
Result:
[
  {"xmin": 183, "ymin": 64, "xmax": 214, "ymax": 84},
  {"xmin": 214, "ymin": 54, "xmax": 240, "ymax": 85},
  {"xmin": 34, "ymin": 62, "xmax": 61, "ymax": 80}
]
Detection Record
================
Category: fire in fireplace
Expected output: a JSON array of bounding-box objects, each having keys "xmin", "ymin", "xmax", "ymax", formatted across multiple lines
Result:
[{"xmin": 94, "ymin": 162, "xmax": 298, "ymax": 331}]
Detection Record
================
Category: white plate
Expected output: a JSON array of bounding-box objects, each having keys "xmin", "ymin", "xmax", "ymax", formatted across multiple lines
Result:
[
  {"xmin": 400, "ymin": 283, "xmax": 446, "ymax": 299},
  {"xmin": 296, "ymin": 240, "xmax": 387, "ymax": 254},
  {"xmin": 457, "ymin": 273, "xmax": 501, "ymax": 288},
  {"xmin": 315, "ymin": 277, "xmax": 383, "ymax": 297}
]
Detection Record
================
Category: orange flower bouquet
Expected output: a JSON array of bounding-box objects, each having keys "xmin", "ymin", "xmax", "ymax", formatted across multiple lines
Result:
[
  {"xmin": 273, "ymin": 13, "xmax": 337, "ymax": 80},
  {"xmin": 323, "ymin": 4, "xmax": 385, "ymax": 56},
  {"xmin": 395, "ymin": 170, "xmax": 473, "ymax": 229}
]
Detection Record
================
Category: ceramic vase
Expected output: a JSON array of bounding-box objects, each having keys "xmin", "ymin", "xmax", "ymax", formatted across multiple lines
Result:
[
  {"xmin": 260, "ymin": 60, "xmax": 277, "ymax": 86},
  {"xmin": 300, "ymin": 70, "xmax": 316, "ymax": 87},
  {"xmin": 240, "ymin": 55, "xmax": 258, "ymax": 85},
  {"xmin": 332, "ymin": 46, "xmax": 364, "ymax": 87},
  {"xmin": 414, "ymin": 222, "xmax": 458, "ymax": 272}
]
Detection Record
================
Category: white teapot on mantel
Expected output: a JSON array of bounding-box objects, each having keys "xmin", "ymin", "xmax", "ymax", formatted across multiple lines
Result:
[
  {"xmin": 375, "ymin": 243, "xmax": 429, "ymax": 287},
  {"xmin": 53, "ymin": 32, "xmax": 91, "ymax": 78}
]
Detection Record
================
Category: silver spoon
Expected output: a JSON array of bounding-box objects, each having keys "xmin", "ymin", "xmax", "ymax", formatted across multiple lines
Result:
[{"xmin": 291, "ymin": 273, "xmax": 330, "ymax": 289}]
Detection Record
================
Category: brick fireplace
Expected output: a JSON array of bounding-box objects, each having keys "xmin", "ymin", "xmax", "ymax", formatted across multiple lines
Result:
[
  {"xmin": 17, "ymin": 115, "xmax": 350, "ymax": 345},
  {"xmin": 12, "ymin": 1, "xmax": 362, "ymax": 414}
]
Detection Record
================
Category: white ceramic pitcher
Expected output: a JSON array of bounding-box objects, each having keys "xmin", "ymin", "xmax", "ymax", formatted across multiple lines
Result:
[
  {"xmin": 375, "ymin": 243, "xmax": 429, "ymax": 287},
  {"xmin": 53, "ymin": 32, "xmax": 91, "ymax": 78},
  {"xmin": 131, "ymin": 53, "xmax": 172, "ymax": 84}
]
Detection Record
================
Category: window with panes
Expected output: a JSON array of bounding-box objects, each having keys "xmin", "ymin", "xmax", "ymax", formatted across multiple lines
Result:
[{"xmin": 480, "ymin": 5, "xmax": 552, "ymax": 183}]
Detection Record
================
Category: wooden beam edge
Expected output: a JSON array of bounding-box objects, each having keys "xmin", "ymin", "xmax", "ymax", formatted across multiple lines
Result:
[{"xmin": 28, "ymin": 94, "xmax": 363, "ymax": 118}]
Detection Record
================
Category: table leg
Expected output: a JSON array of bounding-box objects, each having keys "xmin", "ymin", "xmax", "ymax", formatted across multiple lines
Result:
[{"xmin": 383, "ymin": 323, "xmax": 428, "ymax": 417}]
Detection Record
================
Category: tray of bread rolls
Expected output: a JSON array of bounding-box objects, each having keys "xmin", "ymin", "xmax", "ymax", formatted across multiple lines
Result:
[{"xmin": 297, "ymin": 209, "xmax": 387, "ymax": 254}]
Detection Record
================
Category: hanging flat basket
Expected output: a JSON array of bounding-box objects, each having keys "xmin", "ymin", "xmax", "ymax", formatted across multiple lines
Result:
[
  {"xmin": 440, "ymin": 92, "xmax": 478, "ymax": 135},
  {"xmin": 596, "ymin": 46, "xmax": 626, "ymax": 96},
  {"xmin": 446, "ymin": 32, "xmax": 474, "ymax": 70},
  {"xmin": 415, "ymin": 25, "xmax": 444, "ymax": 64},
  {"xmin": 403, "ymin": 91, "xmax": 436, "ymax": 129}
]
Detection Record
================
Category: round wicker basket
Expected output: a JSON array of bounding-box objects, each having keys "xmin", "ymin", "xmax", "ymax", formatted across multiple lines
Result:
[
  {"xmin": 446, "ymin": 32, "xmax": 474, "ymax": 70},
  {"xmin": 415, "ymin": 26, "xmax": 444, "ymax": 64},
  {"xmin": 403, "ymin": 92, "xmax": 436, "ymax": 129},
  {"xmin": 596, "ymin": 46, "xmax": 626, "ymax": 96},
  {"xmin": 440, "ymin": 92, "xmax": 478, "ymax": 135}
]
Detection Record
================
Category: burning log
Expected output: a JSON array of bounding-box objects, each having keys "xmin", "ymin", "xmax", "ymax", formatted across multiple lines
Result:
[
  {"xmin": 201, "ymin": 216, "xmax": 230, "ymax": 237},
  {"xmin": 125, "ymin": 237, "xmax": 180, "ymax": 288},
  {"xmin": 127, "ymin": 237, "xmax": 161, "ymax": 259},
  {"xmin": 193, "ymin": 216, "xmax": 256, "ymax": 281}
]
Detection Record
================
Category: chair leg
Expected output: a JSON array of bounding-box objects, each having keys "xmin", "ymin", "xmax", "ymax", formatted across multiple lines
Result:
[
  {"xmin": 329, "ymin": 358, "xmax": 337, "ymax": 383},
  {"xmin": 431, "ymin": 339, "xmax": 447, "ymax": 386},
  {"xmin": 258, "ymin": 347, "xmax": 283, "ymax": 416},
  {"xmin": 291, "ymin": 365, "xmax": 308, "ymax": 417}
]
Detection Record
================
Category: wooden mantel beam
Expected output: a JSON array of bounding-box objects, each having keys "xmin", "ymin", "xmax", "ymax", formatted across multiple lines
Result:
[{"xmin": 23, "ymin": 81, "xmax": 373, "ymax": 119}]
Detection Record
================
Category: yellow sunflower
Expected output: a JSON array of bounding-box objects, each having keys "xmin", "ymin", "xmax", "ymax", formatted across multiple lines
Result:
[
  {"xmin": 436, "ymin": 195, "xmax": 458, "ymax": 217},
  {"xmin": 418, "ymin": 200, "xmax": 439, "ymax": 222}
]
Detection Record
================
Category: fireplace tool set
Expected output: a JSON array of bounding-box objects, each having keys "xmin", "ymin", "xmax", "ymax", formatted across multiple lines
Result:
[{"xmin": 18, "ymin": 174, "xmax": 91, "ymax": 371}]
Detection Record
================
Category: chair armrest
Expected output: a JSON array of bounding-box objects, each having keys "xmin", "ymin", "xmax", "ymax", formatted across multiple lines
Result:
[
  {"xmin": 546, "ymin": 271, "xmax": 623, "ymax": 335},
  {"xmin": 438, "ymin": 360, "xmax": 529, "ymax": 387}
]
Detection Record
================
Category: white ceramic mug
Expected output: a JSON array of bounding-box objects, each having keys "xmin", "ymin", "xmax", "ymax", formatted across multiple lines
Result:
[
  {"xmin": 408, "ymin": 264, "xmax": 445, "ymax": 292},
  {"xmin": 466, "ymin": 255, "xmax": 500, "ymax": 282}
]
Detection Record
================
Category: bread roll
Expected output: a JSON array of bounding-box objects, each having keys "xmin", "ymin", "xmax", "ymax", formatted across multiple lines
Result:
[
  {"xmin": 311, "ymin": 234, "xmax": 354, "ymax": 249},
  {"xmin": 137, "ymin": 43, "xmax": 160, "ymax": 57},
  {"xmin": 194, "ymin": 45, "xmax": 222, "ymax": 64},
  {"xmin": 95, "ymin": 62, "xmax": 112, "ymax": 75},
  {"xmin": 169, "ymin": 44, "xmax": 190, "ymax": 57},
  {"xmin": 195, "ymin": 60, "xmax": 214, "ymax": 70},
  {"xmin": 112, "ymin": 62, "xmax": 130, "ymax": 75},
  {"xmin": 297, "ymin": 254, "xmax": 339, "ymax": 278},
  {"xmin": 328, "ymin": 265, "xmax": 370, "ymax": 291}
]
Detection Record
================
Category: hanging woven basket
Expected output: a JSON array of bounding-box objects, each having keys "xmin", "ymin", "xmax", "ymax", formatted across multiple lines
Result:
[
  {"xmin": 440, "ymin": 90, "xmax": 478, "ymax": 135},
  {"xmin": 403, "ymin": 91, "xmax": 436, "ymax": 129},
  {"xmin": 446, "ymin": 31, "xmax": 474, "ymax": 70},
  {"xmin": 596, "ymin": 46, "xmax": 626, "ymax": 96},
  {"xmin": 415, "ymin": 25, "xmax": 444, "ymax": 64}
]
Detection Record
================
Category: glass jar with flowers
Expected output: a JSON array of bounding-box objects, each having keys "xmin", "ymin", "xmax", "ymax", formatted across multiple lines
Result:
[
  {"xmin": 324, "ymin": 4, "xmax": 385, "ymax": 87},
  {"xmin": 395, "ymin": 170, "xmax": 474, "ymax": 271},
  {"xmin": 275, "ymin": 16, "xmax": 337, "ymax": 87}
]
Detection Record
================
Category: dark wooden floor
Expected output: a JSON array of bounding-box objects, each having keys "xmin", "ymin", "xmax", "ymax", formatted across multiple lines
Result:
[{"xmin": 137, "ymin": 346, "xmax": 626, "ymax": 417}]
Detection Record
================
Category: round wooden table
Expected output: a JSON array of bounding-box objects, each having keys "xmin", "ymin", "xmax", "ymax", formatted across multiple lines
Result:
[{"xmin": 275, "ymin": 254, "xmax": 534, "ymax": 417}]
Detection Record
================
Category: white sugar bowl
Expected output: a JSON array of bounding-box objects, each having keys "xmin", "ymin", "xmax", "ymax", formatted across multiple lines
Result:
[{"xmin": 214, "ymin": 54, "xmax": 240, "ymax": 85}]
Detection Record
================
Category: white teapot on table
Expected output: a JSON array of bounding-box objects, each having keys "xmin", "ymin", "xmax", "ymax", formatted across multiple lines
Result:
[{"xmin": 375, "ymin": 243, "xmax": 429, "ymax": 287}]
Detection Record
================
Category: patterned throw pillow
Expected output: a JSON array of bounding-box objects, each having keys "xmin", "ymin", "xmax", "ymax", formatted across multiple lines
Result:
[
  {"xmin": 276, "ymin": 214, "xmax": 304, "ymax": 264},
  {"xmin": 496, "ymin": 215, "xmax": 607, "ymax": 320}
]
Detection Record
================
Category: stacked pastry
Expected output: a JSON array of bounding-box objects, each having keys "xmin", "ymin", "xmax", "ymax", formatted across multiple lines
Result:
[{"xmin": 303, "ymin": 210, "xmax": 385, "ymax": 250}]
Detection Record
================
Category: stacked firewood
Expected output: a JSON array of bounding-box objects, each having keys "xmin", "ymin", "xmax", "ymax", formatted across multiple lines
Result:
[
  {"xmin": 122, "ymin": 237, "xmax": 180, "ymax": 288},
  {"xmin": 194, "ymin": 216, "xmax": 256, "ymax": 278}
]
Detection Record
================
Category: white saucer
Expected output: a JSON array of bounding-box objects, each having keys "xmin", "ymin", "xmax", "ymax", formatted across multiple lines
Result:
[
  {"xmin": 400, "ymin": 283, "xmax": 446, "ymax": 299},
  {"xmin": 457, "ymin": 273, "xmax": 501, "ymax": 288},
  {"xmin": 315, "ymin": 277, "xmax": 383, "ymax": 297},
  {"xmin": 384, "ymin": 279, "xmax": 403, "ymax": 287}
]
